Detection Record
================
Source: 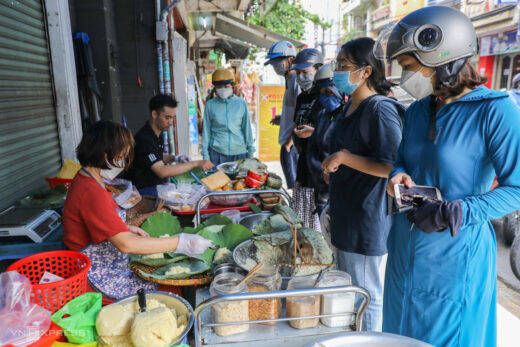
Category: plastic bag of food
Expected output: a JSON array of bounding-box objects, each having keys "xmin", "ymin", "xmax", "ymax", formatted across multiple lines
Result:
[
  {"xmin": 0, "ymin": 271, "xmax": 52, "ymax": 346},
  {"xmin": 157, "ymin": 183, "xmax": 209, "ymax": 211},
  {"xmin": 104, "ymin": 178, "xmax": 142, "ymax": 209}
]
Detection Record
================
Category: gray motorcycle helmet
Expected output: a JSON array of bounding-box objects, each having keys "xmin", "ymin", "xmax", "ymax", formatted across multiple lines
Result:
[{"xmin": 385, "ymin": 6, "xmax": 478, "ymax": 84}]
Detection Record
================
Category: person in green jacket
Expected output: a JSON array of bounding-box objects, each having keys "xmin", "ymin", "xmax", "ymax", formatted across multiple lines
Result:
[{"xmin": 202, "ymin": 68, "xmax": 255, "ymax": 166}]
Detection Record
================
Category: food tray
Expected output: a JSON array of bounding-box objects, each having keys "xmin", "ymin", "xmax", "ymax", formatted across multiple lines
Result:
[
  {"xmin": 130, "ymin": 261, "xmax": 213, "ymax": 286},
  {"xmin": 208, "ymin": 190, "xmax": 255, "ymax": 206},
  {"xmin": 172, "ymin": 198, "xmax": 259, "ymax": 215}
]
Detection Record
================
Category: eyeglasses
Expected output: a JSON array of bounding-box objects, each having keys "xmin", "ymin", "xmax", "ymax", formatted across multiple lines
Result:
[{"xmin": 331, "ymin": 59, "xmax": 365, "ymax": 72}]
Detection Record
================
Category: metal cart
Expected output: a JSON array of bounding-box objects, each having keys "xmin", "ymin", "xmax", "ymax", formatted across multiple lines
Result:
[
  {"xmin": 194, "ymin": 285, "xmax": 370, "ymax": 347},
  {"xmin": 195, "ymin": 189, "xmax": 292, "ymax": 226}
]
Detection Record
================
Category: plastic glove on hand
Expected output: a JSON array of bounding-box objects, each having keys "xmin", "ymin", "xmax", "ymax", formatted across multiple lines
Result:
[
  {"xmin": 175, "ymin": 233, "xmax": 213, "ymax": 256},
  {"xmin": 407, "ymin": 199, "xmax": 463, "ymax": 237},
  {"xmin": 176, "ymin": 154, "xmax": 191, "ymax": 163}
]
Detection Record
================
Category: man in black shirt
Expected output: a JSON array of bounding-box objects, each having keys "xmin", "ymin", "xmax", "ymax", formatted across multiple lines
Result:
[{"xmin": 126, "ymin": 95, "xmax": 213, "ymax": 195}]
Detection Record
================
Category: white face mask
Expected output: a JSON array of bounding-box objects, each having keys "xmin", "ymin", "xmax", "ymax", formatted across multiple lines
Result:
[
  {"xmin": 296, "ymin": 72, "xmax": 315, "ymax": 91},
  {"xmin": 216, "ymin": 87, "xmax": 233, "ymax": 99},
  {"xmin": 400, "ymin": 67, "xmax": 435, "ymax": 100},
  {"xmin": 100, "ymin": 160, "xmax": 125, "ymax": 180}
]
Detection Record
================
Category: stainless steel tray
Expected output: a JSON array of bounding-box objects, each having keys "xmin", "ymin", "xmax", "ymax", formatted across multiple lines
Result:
[{"xmin": 194, "ymin": 286, "xmax": 370, "ymax": 347}]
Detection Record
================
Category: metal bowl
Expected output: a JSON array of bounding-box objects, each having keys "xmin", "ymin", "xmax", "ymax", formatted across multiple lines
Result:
[
  {"xmin": 213, "ymin": 263, "xmax": 248, "ymax": 277},
  {"xmin": 105, "ymin": 291, "xmax": 194, "ymax": 346},
  {"xmin": 239, "ymin": 212, "xmax": 273, "ymax": 230},
  {"xmin": 305, "ymin": 332, "xmax": 434, "ymax": 347},
  {"xmin": 233, "ymin": 239, "xmax": 334, "ymax": 288},
  {"xmin": 216, "ymin": 161, "xmax": 239, "ymax": 180}
]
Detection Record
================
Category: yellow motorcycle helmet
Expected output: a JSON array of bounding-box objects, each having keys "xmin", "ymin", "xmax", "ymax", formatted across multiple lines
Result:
[{"xmin": 212, "ymin": 68, "xmax": 235, "ymax": 86}]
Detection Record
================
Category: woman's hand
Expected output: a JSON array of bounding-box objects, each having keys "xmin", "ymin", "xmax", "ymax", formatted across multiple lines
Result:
[
  {"xmin": 293, "ymin": 125, "xmax": 315, "ymax": 139},
  {"xmin": 175, "ymin": 233, "xmax": 213, "ymax": 257},
  {"xmin": 322, "ymin": 151, "xmax": 348, "ymax": 174},
  {"xmin": 128, "ymin": 225, "xmax": 149, "ymax": 237},
  {"xmin": 387, "ymin": 172, "xmax": 415, "ymax": 197}
]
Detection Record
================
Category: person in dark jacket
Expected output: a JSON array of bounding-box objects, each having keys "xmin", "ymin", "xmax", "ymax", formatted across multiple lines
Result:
[{"xmin": 291, "ymin": 48, "xmax": 324, "ymax": 231}]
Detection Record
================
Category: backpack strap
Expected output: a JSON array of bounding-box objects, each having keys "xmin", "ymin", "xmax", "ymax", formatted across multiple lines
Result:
[{"xmin": 359, "ymin": 95, "xmax": 407, "ymax": 150}]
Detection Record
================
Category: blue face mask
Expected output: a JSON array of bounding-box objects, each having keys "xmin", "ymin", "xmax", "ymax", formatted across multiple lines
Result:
[
  {"xmin": 319, "ymin": 93, "xmax": 342, "ymax": 112},
  {"xmin": 333, "ymin": 68, "xmax": 363, "ymax": 95}
]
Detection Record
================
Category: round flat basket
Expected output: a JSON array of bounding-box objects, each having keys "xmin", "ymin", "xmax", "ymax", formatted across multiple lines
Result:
[{"xmin": 130, "ymin": 262, "xmax": 213, "ymax": 286}]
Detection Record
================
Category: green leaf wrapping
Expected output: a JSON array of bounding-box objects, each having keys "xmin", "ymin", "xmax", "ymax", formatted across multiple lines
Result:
[
  {"xmin": 194, "ymin": 215, "xmax": 232, "ymax": 233},
  {"xmin": 128, "ymin": 252, "xmax": 188, "ymax": 267},
  {"xmin": 138, "ymin": 259, "xmax": 211, "ymax": 280},
  {"xmin": 140, "ymin": 213, "xmax": 182, "ymax": 237},
  {"xmin": 200, "ymin": 223, "xmax": 253, "ymax": 250}
]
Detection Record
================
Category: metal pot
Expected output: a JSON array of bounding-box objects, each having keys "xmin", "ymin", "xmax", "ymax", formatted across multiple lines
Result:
[
  {"xmin": 213, "ymin": 262, "xmax": 248, "ymax": 277},
  {"xmin": 238, "ymin": 212, "xmax": 273, "ymax": 230},
  {"xmin": 305, "ymin": 332, "xmax": 434, "ymax": 347},
  {"xmin": 107, "ymin": 291, "xmax": 194, "ymax": 347}
]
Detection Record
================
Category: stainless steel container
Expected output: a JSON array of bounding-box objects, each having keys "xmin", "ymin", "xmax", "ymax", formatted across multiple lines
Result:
[
  {"xmin": 109, "ymin": 291, "xmax": 194, "ymax": 346},
  {"xmin": 305, "ymin": 332, "xmax": 434, "ymax": 347},
  {"xmin": 238, "ymin": 212, "xmax": 273, "ymax": 230},
  {"xmin": 213, "ymin": 263, "xmax": 248, "ymax": 277}
]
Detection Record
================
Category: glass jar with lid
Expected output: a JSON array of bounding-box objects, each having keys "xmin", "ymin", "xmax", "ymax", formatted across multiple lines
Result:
[
  {"xmin": 209, "ymin": 272, "xmax": 249, "ymax": 336},
  {"xmin": 247, "ymin": 264, "xmax": 282, "ymax": 325},
  {"xmin": 286, "ymin": 275, "xmax": 320, "ymax": 329},
  {"xmin": 318, "ymin": 270, "xmax": 354, "ymax": 327}
]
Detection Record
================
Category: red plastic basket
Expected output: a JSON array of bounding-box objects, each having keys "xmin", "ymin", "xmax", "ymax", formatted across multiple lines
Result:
[
  {"xmin": 45, "ymin": 177, "xmax": 73, "ymax": 190},
  {"xmin": 6, "ymin": 251, "xmax": 91, "ymax": 313}
]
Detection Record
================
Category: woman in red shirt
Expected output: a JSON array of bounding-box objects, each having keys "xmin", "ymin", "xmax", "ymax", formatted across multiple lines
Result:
[{"xmin": 63, "ymin": 121, "xmax": 211, "ymax": 299}]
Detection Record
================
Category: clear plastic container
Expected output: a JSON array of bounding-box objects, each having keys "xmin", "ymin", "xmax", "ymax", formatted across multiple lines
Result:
[
  {"xmin": 220, "ymin": 210, "xmax": 241, "ymax": 224},
  {"xmin": 209, "ymin": 273, "xmax": 249, "ymax": 336},
  {"xmin": 247, "ymin": 265, "xmax": 281, "ymax": 325},
  {"xmin": 286, "ymin": 275, "xmax": 320, "ymax": 329},
  {"xmin": 318, "ymin": 270, "xmax": 354, "ymax": 327}
]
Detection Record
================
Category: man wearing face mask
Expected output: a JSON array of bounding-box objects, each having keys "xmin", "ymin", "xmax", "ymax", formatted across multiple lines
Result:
[
  {"xmin": 290, "ymin": 48, "xmax": 324, "ymax": 231},
  {"xmin": 201, "ymin": 68, "xmax": 255, "ymax": 166},
  {"xmin": 265, "ymin": 41, "xmax": 300, "ymax": 188},
  {"xmin": 126, "ymin": 94, "xmax": 214, "ymax": 196}
]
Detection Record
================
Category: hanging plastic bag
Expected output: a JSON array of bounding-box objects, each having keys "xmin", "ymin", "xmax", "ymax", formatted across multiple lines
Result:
[
  {"xmin": 51, "ymin": 293, "xmax": 102, "ymax": 344},
  {"xmin": 0, "ymin": 271, "xmax": 52, "ymax": 346},
  {"xmin": 103, "ymin": 178, "xmax": 142, "ymax": 209}
]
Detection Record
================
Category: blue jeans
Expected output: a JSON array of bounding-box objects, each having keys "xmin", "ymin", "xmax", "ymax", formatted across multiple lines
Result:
[
  {"xmin": 280, "ymin": 146, "xmax": 298, "ymax": 189},
  {"xmin": 337, "ymin": 249, "xmax": 384, "ymax": 332},
  {"xmin": 208, "ymin": 147, "xmax": 247, "ymax": 167}
]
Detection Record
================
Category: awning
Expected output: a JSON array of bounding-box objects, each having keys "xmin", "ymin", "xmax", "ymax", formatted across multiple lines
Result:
[
  {"xmin": 190, "ymin": 12, "xmax": 305, "ymax": 55},
  {"xmin": 213, "ymin": 12, "xmax": 305, "ymax": 50},
  {"xmin": 195, "ymin": 31, "xmax": 251, "ymax": 59}
]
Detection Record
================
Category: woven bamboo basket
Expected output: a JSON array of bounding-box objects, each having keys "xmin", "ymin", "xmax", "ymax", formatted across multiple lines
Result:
[
  {"xmin": 126, "ymin": 196, "xmax": 170, "ymax": 227},
  {"xmin": 130, "ymin": 262, "xmax": 213, "ymax": 286}
]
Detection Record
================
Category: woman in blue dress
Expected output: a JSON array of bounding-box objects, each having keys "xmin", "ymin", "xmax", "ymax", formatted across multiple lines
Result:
[{"xmin": 381, "ymin": 6, "xmax": 520, "ymax": 346}]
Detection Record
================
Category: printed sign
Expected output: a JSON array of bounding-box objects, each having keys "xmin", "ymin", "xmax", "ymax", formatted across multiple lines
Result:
[
  {"xmin": 480, "ymin": 30, "xmax": 520, "ymax": 56},
  {"xmin": 257, "ymin": 85, "xmax": 285, "ymax": 162}
]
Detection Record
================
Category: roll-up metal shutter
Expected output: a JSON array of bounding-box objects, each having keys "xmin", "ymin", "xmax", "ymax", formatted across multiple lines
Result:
[{"xmin": 0, "ymin": 0, "xmax": 62, "ymax": 210}]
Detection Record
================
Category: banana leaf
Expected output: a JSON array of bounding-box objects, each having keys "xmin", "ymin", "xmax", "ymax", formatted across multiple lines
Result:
[{"xmin": 138, "ymin": 259, "xmax": 210, "ymax": 280}]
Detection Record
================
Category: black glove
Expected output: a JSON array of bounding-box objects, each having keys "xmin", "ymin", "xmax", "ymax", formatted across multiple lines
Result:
[{"xmin": 407, "ymin": 199, "xmax": 463, "ymax": 237}]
